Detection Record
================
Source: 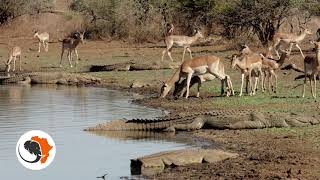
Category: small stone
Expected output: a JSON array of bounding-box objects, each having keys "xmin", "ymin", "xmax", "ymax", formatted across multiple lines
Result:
[{"xmin": 130, "ymin": 81, "xmax": 146, "ymax": 88}]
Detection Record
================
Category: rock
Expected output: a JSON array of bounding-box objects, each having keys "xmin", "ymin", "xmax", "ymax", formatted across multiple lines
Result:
[{"xmin": 130, "ymin": 81, "xmax": 147, "ymax": 88}]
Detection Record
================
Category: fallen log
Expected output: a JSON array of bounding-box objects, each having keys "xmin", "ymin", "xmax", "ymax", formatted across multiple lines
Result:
[
  {"xmin": 89, "ymin": 62, "xmax": 181, "ymax": 72},
  {"xmin": 89, "ymin": 62, "xmax": 131, "ymax": 72},
  {"xmin": 281, "ymin": 63, "xmax": 320, "ymax": 80}
]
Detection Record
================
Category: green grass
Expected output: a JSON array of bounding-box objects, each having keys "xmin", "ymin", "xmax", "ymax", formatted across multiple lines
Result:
[{"xmin": 1, "ymin": 41, "xmax": 319, "ymax": 114}]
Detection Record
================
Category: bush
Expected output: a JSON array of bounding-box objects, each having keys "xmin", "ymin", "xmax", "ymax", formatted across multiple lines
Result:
[
  {"xmin": 70, "ymin": 0, "xmax": 320, "ymax": 43},
  {"xmin": 0, "ymin": 0, "xmax": 54, "ymax": 24}
]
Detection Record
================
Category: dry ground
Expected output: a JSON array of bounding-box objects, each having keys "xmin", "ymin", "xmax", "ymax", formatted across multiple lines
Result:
[{"xmin": 1, "ymin": 39, "xmax": 320, "ymax": 179}]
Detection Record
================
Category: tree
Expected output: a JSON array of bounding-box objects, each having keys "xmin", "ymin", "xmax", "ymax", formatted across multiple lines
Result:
[
  {"xmin": 0, "ymin": 0, "xmax": 53, "ymax": 24},
  {"xmin": 219, "ymin": 0, "xmax": 296, "ymax": 46}
]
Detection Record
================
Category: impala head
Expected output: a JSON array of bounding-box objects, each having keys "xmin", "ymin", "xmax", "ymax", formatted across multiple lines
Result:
[
  {"xmin": 310, "ymin": 41, "xmax": 320, "ymax": 51},
  {"xmin": 160, "ymin": 81, "xmax": 172, "ymax": 98},
  {"xmin": 231, "ymin": 55, "xmax": 239, "ymax": 69},
  {"xmin": 300, "ymin": 27, "xmax": 312, "ymax": 35},
  {"xmin": 195, "ymin": 30, "xmax": 204, "ymax": 39},
  {"xmin": 33, "ymin": 30, "xmax": 39, "ymax": 38},
  {"xmin": 75, "ymin": 31, "xmax": 85, "ymax": 44},
  {"xmin": 304, "ymin": 29, "xmax": 312, "ymax": 35},
  {"xmin": 240, "ymin": 44, "xmax": 251, "ymax": 54}
]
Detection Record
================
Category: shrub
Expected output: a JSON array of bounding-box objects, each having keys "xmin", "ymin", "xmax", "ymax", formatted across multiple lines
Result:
[{"xmin": 0, "ymin": 0, "xmax": 54, "ymax": 24}]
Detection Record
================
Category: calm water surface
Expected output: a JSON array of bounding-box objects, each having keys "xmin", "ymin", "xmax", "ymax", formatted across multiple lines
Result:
[{"xmin": 0, "ymin": 85, "xmax": 188, "ymax": 180}]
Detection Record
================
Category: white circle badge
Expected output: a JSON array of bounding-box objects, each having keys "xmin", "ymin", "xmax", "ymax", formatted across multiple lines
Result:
[{"xmin": 16, "ymin": 130, "xmax": 56, "ymax": 170}]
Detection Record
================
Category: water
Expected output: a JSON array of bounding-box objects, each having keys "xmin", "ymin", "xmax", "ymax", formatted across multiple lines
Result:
[{"xmin": 0, "ymin": 85, "xmax": 188, "ymax": 179}]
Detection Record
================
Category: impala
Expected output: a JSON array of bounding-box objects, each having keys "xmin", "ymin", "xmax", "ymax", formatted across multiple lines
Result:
[
  {"xmin": 302, "ymin": 41, "xmax": 320, "ymax": 99},
  {"xmin": 59, "ymin": 31, "xmax": 85, "ymax": 68},
  {"xmin": 161, "ymin": 30, "xmax": 203, "ymax": 62},
  {"xmin": 260, "ymin": 49, "xmax": 291, "ymax": 93},
  {"xmin": 5, "ymin": 46, "xmax": 22, "ymax": 75},
  {"xmin": 160, "ymin": 55, "xmax": 234, "ymax": 98},
  {"xmin": 34, "ymin": 31, "xmax": 49, "ymax": 53},
  {"xmin": 270, "ymin": 28, "xmax": 311, "ymax": 58},
  {"xmin": 231, "ymin": 50, "xmax": 264, "ymax": 96}
]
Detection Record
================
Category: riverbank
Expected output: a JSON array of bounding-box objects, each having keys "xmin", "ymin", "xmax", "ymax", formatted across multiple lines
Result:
[{"xmin": 1, "ymin": 40, "xmax": 320, "ymax": 179}]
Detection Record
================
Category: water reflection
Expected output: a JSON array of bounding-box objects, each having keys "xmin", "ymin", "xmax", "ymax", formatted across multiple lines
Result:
[{"xmin": 0, "ymin": 85, "xmax": 189, "ymax": 180}]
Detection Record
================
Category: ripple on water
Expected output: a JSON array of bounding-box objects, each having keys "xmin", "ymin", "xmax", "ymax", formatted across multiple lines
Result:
[{"xmin": 0, "ymin": 85, "xmax": 189, "ymax": 180}]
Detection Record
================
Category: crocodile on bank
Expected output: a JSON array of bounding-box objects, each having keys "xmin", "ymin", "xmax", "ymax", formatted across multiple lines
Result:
[
  {"xmin": 0, "ymin": 72, "xmax": 101, "ymax": 85},
  {"xmin": 85, "ymin": 110, "xmax": 320, "ymax": 132}
]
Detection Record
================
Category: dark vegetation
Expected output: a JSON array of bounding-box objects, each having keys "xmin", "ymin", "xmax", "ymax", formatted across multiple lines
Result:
[
  {"xmin": 0, "ymin": 0, "xmax": 320, "ymax": 44},
  {"xmin": 0, "ymin": 0, "xmax": 53, "ymax": 24}
]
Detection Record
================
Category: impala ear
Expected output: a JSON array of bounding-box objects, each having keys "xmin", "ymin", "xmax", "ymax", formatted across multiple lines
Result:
[{"xmin": 159, "ymin": 80, "xmax": 165, "ymax": 85}]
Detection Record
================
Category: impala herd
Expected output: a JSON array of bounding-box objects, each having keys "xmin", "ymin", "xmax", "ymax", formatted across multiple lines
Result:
[
  {"xmin": 4, "ymin": 30, "xmax": 85, "ymax": 75},
  {"xmin": 2, "ymin": 25, "xmax": 320, "ymax": 99},
  {"xmin": 161, "ymin": 25, "xmax": 320, "ymax": 99}
]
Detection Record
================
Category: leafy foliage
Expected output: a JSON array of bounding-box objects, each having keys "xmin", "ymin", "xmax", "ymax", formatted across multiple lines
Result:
[
  {"xmin": 70, "ymin": 0, "xmax": 318, "ymax": 43},
  {"xmin": 0, "ymin": 0, "xmax": 53, "ymax": 24}
]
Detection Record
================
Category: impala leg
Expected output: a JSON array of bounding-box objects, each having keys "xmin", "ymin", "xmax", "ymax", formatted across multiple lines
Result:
[
  {"xmin": 45, "ymin": 42, "xmax": 49, "ymax": 52},
  {"xmin": 6, "ymin": 57, "xmax": 12, "ymax": 75},
  {"xmin": 229, "ymin": 77, "xmax": 235, "ymax": 96},
  {"xmin": 302, "ymin": 74, "xmax": 307, "ymax": 98},
  {"xmin": 19, "ymin": 55, "xmax": 21, "ymax": 71},
  {"xmin": 182, "ymin": 47, "xmax": 187, "ymax": 62},
  {"xmin": 274, "ymin": 41, "xmax": 281, "ymax": 59},
  {"xmin": 42, "ymin": 41, "xmax": 46, "ymax": 52},
  {"xmin": 268, "ymin": 73, "xmax": 273, "ymax": 93},
  {"xmin": 245, "ymin": 76, "xmax": 249, "ymax": 94},
  {"xmin": 253, "ymin": 77, "xmax": 258, "ymax": 95},
  {"xmin": 13, "ymin": 57, "xmax": 16, "ymax": 72},
  {"xmin": 310, "ymin": 76, "xmax": 314, "ymax": 98},
  {"xmin": 313, "ymin": 74, "xmax": 317, "ymax": 99},
  {"xmin": 167, "ymin": 44, "xmax": 174, "ymax": 62},
  {"xmin": 248, "ymin": 69, "xmax": 254, "ymax": 96},
  {"xmin": 262, "ymin": 71, "xmax": 267, "ymax": 92},
  {"xmin": 186, "ymin": 73, "xmax": 192, "ymax": 99},
  {"xmin": 60, "ymin": 48, "xmax": 64, "ymax": 67},
  {"xmin": 289, "ymin": 43, "xmax": 293, "ymax": 53},
  {"xmin": 186, "ymin": 47, "xmax": 192, "ymax": 59},
  {"xmin": 167, "ymin": 50, "xmax": 174, "ymax": 62},
  {"xmin": 38, "ymin": 42, "xmax": 41, "ymax": 53},
  {"xmin": 197, "ymin": 81, "xmax": 202, "ymax": 98},
  {"xmin": 240, "ymin": 73, "xmax": 245, "ymax": 96},
  {"xmin": 273, "ymin": 72, "xmax": 277, "ymax": 94},
  {"xmin": 74, "ymin": 49, "xmax": 79, "ymax": 66},
  {"xmin": 259, "ymin": 69, "xmax": 264, "ymax": 93},
  {"xmin": 220, "ymin": 79, "xmax": 225, "ymax": 96},
  {"xmin": 161, "ymin": 49, "xmax": 166, "ymax": 61},
  {"xmin": 295, "ymin": 44, "xmax": 305, "ymax": 59},
  {"xmin": 5, "ymin": 64, "xmax": 10, "ymax": 75},
  {"xmin": 68, "ymin": 50, "xmax": 73, "ymax": 68}
]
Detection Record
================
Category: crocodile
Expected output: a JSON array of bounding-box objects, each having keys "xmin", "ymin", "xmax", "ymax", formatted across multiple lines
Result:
[
  {"xmin": 0, "ymin": 72, "xmax": 101, "ymax": 85},
  {"xmin": 130, "ymin": 148, "xmax": 238, "ymax": 175},
  {"xmin": 85, "ymin": 110, "xmax": 320, "ymax": 132}
]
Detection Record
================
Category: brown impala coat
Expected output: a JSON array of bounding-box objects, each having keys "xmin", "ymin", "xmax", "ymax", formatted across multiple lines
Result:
[{"xmin": 180, "ymin": 55, "xmax": 234, "ymax": 98}]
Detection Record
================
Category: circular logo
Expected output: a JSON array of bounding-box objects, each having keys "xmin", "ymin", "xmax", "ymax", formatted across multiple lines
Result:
[{"xmin": 16, "ymin": 130, "xmax": 56, "ymax": 170}]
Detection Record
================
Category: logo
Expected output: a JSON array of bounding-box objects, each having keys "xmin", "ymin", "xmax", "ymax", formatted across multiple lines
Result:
[{"xmin": 16, "ymin": 130, "xmax": 56, "ymax": 170}]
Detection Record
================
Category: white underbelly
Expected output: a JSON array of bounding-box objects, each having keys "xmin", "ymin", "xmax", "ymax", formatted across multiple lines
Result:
[{"xmin": 193, "ymin": 66, "xmax": 208, "ymax": 75}]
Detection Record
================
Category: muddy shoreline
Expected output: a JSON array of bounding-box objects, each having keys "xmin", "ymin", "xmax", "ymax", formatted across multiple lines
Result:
[{"xmin": 93, "ymin": 80, "xmax": 320, "ymax": 180}]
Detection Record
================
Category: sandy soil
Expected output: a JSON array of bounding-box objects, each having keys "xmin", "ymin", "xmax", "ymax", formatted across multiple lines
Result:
[{"xmin": 1, "ymin": 39, "xmax": 320, "ymax": 179}]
